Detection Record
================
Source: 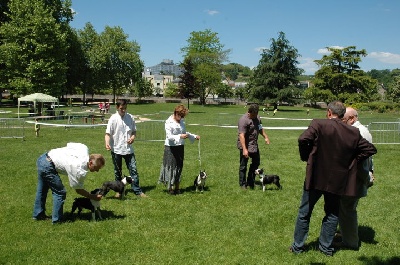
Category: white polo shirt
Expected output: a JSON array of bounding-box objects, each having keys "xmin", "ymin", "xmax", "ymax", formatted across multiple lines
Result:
[
  {"xmin": 106, "ymin": 112, "xmax": 136, "ymax": 155},
  {"xmin": 47, "ymin": 143, "xmax": 89, "ymax": 189}
]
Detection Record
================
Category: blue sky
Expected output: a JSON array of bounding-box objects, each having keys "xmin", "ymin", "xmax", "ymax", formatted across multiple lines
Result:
[{"xmin": 70, "ymin": 0, "xmax": 400, "ymax": 75}]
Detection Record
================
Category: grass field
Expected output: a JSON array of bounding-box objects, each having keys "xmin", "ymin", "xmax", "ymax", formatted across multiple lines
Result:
[{"xmin": 0, "ymin": 103, "xmax": 399, "ymax": 264}]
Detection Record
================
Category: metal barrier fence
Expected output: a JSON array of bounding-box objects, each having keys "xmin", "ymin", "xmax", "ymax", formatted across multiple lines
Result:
[
  {"xmin": 368, "ymin": 121, "xmax": 400, "ymax": 144},
  {"xmin": 0, "ymin": 118, "xmax": 25, "ymax": 139},
  {"xmin": 135, "ymin": 120, "xmax": 165, "ymax": 142}
]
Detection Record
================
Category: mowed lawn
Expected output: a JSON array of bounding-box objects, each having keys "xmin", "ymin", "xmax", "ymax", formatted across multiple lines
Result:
[{"xmin": 0, "ymin": 103, "xmax": 399, "ymax": 265}]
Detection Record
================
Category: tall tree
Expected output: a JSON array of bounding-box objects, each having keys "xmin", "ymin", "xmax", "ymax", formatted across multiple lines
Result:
[
  {"xmin": 249, "ymin": 31, "xmax": 303, "ymax": 103},
  {"xmin": 0, "ymin": 0, "xmax": 10, "ymax": 24},
  {"xmin": 387, "ymin": 75, "xmax": 400, "ymax": 102},
  {"xmin": 180, "ymin": 29, "xmax": 230, "ymax": 105},
  {"xmin": 0, "ymin": 0, "xmax": 69, "ymax": 96},
  {"xmin": 92, "ymin": 26, "xmax": 143, "ymax": 103},
  {"xmin": 65, "ymin": 26, "xmax": 87, "ymax": 97},
  {"xmin": 313, "ymin": 46, "xmax": 378, "ymax": 102},
  {"xmin": 76, "ymin": 22, "xmax": 100, "ymax": 102}
]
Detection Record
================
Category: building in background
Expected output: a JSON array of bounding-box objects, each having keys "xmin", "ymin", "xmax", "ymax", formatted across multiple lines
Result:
[{"xmin": 144, "ymin": 59, "xmax": 183, "ymax": 77}]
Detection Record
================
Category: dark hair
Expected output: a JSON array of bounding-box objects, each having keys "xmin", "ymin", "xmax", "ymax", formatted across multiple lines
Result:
[
  {"xmin": 248, "ymin": 104, "xmax": 259, "ymax": 114},
  {"xmin": 116, "ymin": 99, "xmax": 127, "ymax": 107},
  {"xmin": 327, "ymin": 100, "xmax": 346, "ymax": 118}
]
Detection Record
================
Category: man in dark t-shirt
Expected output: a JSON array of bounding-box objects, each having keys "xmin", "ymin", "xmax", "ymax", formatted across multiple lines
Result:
[{"xmin": 237, "ymin": 104, "xmax": 270, "ymax": 189}]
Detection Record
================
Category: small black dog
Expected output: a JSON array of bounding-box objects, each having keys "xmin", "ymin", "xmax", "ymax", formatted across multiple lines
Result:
[
  {"xmin": 193, "ymin": 171, "xmax": 207, "ymax": 193},
  {"xmin": 101, "ymin": 176, "xmax": 133, "ymax": 199},
  {"xmin": 254, "ymin": 168, "xmax": 282, "ymax": 191},
  {"xmin": 71, "ymin": 188, "xmax": 103, "ymax": 221}
]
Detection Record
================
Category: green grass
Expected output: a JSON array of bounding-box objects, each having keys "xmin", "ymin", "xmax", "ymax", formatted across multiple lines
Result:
[{"xmin": 0, "ymin": 103, "xmax": 400, "ymax": 264}]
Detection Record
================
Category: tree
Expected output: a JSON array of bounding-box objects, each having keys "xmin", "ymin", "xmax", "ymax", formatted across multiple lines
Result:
[
  {"xmin": 249, "ymin": 31, "xmax": 303, "ymax": 103},
  {"xmin": 313, "ymin": 46, "xmax": 378, "ymax": 102},
  {"xmin": 215, "ymin": 83, "xmax": 234, "ymax": 102},
  {"xmin": 221, "ymin": 63, "xmax": 252, "ymax": 81},
  {"xmin": 132, "ymin": 77, "xmax": 153, "ymax": 100},
  {"xmin": 0, "ymin": 0, "xmax": 69, "ymax": 97},
  {"xmin": 164, "ymin": 82, "xmax": 179, "ymax": 98},
  {"xmin": 180, "ymin": 29, "xmax": 230, "ymax": 105},
  {"xmin": 76, "ymin": 22, "xmax": 101, "ymax": 102},
  {"xmin": 303, "ymin": 87, "xmax": 335, "ymax": 106},
  {"xmin": 366, "ymin": 69, "xmax": 392, "ymax": 88},
  {"xmin": 88, "ymin": 26, "xmax": 143, "ymax": 103},
  {"xmin": 387, "ymin": 76, "xmax": 400, "ymax": 102},
  {"xmin": 65, "ymin": 26, "xmax": 87, "ymax": 98}
]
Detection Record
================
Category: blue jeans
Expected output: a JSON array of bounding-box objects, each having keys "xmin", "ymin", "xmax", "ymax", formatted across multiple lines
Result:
[
  {"xmin": 111, "ymin": 152, "xmax": 142, "ymax": 195},
  {"xmin": 291, "ymin": 188, "xmax": 339, "ymax": 255},
  {"xmin": 33, "ymin": 153, "xmax": 66, "ymax": 223},
  {"xmin": 239, "ymin": 149, "xmax": 260, "ymax": 187}
]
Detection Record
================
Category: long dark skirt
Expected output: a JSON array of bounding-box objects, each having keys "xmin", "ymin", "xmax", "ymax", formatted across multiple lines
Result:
[{"xmin": 159, "ymin": 145, "xmax": 184, "ymax": 190}]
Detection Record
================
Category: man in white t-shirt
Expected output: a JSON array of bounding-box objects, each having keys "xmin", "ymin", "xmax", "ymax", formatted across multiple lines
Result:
[{"xmin": 105, "ymin": 99, "xmax": 147, "ymax": 198}]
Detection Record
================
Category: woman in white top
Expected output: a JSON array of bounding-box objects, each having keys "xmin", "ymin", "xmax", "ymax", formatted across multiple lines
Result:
[{"xmin": 159, "ymin": 104, "xmax": 200, "ymax": 195}]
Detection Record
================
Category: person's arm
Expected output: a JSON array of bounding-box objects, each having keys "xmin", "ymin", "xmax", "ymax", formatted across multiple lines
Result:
[
  {"xmin": 75, "ymin": 189, "xmax": 102, "ymax": 201},
  {"xmin": 298, "ymin": 121, "xmax": 317, "ymax": 161},
  {"xmin": 105, "ymin": 133, "xmax": 111, "ymax": 150},
  {"xmin": 239, "ymin": 133, "xmax": 248, "ymax": 158},
  {"xmin": 260, "ymin": 128, "xmax": 270, "ymax": 144},
  {"xmin": 356, "ymin": 136, "xmax": 377, "ymax": 161},
  {"xmin": 127, "ymin": 130, "xmax": 136, "ymax": 144}
]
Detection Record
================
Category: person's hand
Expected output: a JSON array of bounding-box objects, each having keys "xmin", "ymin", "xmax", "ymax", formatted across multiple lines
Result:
[
  {"xmin": 180, "ymin": 133, "xmax": 188, "ymax": 139},
  {"xmin": 196, "ymin": 135, "xmax": 200, "ymax": 140},
  {"xmin": 242, "ymin": 149, "xmax": 249, "ymax": 158},
  {"xmin": 127, "ymin": 136, "xmax": 135, "ymax": 144},
  {"xmin": 105, "ymin": 143, "xmax": 111, "ymax": 150},
  {"xmin": 265, "ymin": 137, "xmax": 270, "ymax": 144}
]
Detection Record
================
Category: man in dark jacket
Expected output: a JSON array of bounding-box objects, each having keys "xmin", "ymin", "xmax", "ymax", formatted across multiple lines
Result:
[{"xmin": 290, "ymin": 101, "xmax": 377, "ymax": 256}]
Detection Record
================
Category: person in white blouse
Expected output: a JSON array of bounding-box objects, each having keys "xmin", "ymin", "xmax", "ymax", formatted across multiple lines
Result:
[
  {"xmin": 32, "ymin": 143, "xmax": 105, "ymax": 224},
  {"xmin": 105, "ymin": 99, "xmax": 147, "ymax": 198},
  {"xmin": 159, "ymin": 104, "xmax": 200, "ymax": 195}
]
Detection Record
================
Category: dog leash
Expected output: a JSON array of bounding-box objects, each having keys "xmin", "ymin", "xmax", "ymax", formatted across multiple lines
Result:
[{"xmin": 198, "ymin": 138, "xmax": 202, "ymax": 170}]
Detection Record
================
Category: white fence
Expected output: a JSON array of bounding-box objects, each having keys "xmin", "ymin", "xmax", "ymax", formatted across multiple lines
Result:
[
  {"xmin": 368, "ymin": 121, "xmax": 400, "ymax": 144},
  {"xmin": 0, "ymin": 118, "xmax": 25, "ymax": 139}
]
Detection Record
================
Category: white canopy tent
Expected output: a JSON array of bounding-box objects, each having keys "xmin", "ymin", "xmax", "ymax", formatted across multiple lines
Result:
[{"xmin": 18, "ymin": 93, "xmax": 59, "ymax": 118}]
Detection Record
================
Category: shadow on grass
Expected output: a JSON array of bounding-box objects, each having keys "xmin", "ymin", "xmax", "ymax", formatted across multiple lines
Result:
[
  {"xmin": 123, "ymin": 184, "xmax": 156, "ymax": 196},
  {"xmin": 358, "ymin": 256, "xmax": 400, "ymax": 265},
  {"xmin": 359, "ymin": 225, "xmax": 378, "ymax": 245},
  {"xmin": 304, "ymin": 225, "xmax": 378, "ymax": 255},
  {"xmin": 183, "ymin": 185, "xmax": 211, "ymax": 194},
  {"xmin": 66, "ymin": 209, "xmax": 126, "ymax": 222}
]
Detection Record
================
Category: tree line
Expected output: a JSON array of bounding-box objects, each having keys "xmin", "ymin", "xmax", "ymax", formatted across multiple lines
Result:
[{"xmin": 1, "ymin": 0, "xmax": 399, "ymax": 107}]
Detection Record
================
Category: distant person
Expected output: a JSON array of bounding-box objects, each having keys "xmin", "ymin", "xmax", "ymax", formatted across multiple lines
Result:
[
  {"xmin": 307, "ymin": 109, "xmax": 310, "ymax": 116},
  {"xmin": 35, "ymin": 119, "xmax": 40, "ymax": 137},
  {"xmin": 335, "ymin": 107, "xmax": 375, "ymax": 250},
  {"xmin": 33, "ymin": 143, "xmax": 105, "ymax": 224},
  {"xmin": 105, "ymin": 102, "xmax": 110, "ymax": 113},
  {"xmin": 99, "ymin": 102, "xmax": 104, "ymax": 114},
  {"xmin": 159, "ymin": 104, "xmax": 200, "ymax": 195},
  {"xmin": 237, "ymin": 104, "xmax": 270, "ymax": 190},
  {"xmin": 273, "ymin": 109, "xmax": 277, "ymax": 116},
  {"xmin": 290, "ymin": 101, "xmax": 376, "ymax": 256},
  {"xmin": 105, "ymin": 99, "xmax": 147, "ymax": 198}
]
